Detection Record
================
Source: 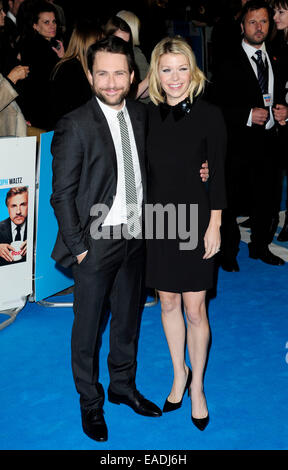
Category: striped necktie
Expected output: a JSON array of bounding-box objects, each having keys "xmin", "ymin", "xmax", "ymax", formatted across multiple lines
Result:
[
  {"xmin": 252, "ymin": 50, "xmax": 268, "ymax": 94},
  {"xmin": 117, "ymin": 110, "xmax": 141, "ymax": 237}
]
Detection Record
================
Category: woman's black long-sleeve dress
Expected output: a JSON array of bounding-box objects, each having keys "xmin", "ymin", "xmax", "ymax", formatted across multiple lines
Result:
[{"xmin": 145, "ymin": 97, "xmax": 227, "ymax": 293}]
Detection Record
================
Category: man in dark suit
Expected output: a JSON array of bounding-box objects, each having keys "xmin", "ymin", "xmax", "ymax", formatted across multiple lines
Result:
[
  {"xmin": 210, "ymin": 0, "xmax": 286, "ymax": 271},
  {"xmin": 50, "ymin": 36, "xmax": 162, "ymax": 443},
  {"xmin": 0, "ymin": 186, "xmax": 28, "ymax": 266},
  {"xmin": 3, "ymin": 0, "xmax": 24, "ymax": 44}
]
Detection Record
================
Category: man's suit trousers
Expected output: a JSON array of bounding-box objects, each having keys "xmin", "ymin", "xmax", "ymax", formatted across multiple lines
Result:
[{"xmin": 71, "ymin": 232, "xmax": 145, "ymax": 410}]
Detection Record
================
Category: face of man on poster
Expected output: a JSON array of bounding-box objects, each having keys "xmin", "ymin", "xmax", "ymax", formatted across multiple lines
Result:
[
  {"xmin": 0, "ymin": 188, "xmax": 28, "ymax": 264},
  {"xmin": 7, "ymin": 191, "xmax": 28, "ymax": 226}
]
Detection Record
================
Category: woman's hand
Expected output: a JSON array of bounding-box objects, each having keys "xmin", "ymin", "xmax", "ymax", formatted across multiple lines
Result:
[
  {"xmin": 52, "ymin": 40, "xmax": 65, "ymax": 58},
  {"xmin": 200, "ymin": 160, "xmax": 209, "ymax": 182},
  {"xmin": 7, "ymin": 65, "xmax": 29, "ymax": 84},
  {"xmin": 203, "ymin": 210, "xmax": 221, "ymax": 259}
]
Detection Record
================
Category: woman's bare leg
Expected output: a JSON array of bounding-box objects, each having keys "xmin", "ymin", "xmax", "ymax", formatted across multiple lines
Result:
[
  {"xmin": 159, "ymin": 290, "xmax": 190, "ymax": 402},
  {"xmin": 183, "ymin": 291, "xmax": 210, "ymax": 418}
]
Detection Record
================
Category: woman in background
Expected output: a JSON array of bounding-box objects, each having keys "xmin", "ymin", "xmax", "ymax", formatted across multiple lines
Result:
[
  {"xmin": 50, "ymin": 20, "xmax": 104, "ymax": 128},
  {"xmin": 19, "ymin": 0, "xmax": 64, "ymax": 130},
  {"xmin": 116, "ymin": 10, "xmax": 150, "ymax": 101},
  {"xmin": 105, "ymin": 15, "xmax": 148, "ymax": 100},
  {"xmin": 0, "ymin": 1, "xmax": 28, "ymax": 136}
]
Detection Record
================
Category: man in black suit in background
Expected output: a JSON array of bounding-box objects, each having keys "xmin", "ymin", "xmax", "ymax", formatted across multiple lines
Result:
[
  {"xmin": 50, "ymin": 36, "xmax": 162, "ymax": 443},
  {"xmin": 0, "ymin": 186, "xmax": 28, "ymax": 266},
  {"xmin": 210, "ymin": 0, "xmax": 286, "ymax": 272}
]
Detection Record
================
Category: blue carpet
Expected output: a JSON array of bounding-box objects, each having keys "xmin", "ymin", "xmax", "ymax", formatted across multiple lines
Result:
[{"xmin": 0, "ymin": 240, "xmax": 288, "ymax": 450}]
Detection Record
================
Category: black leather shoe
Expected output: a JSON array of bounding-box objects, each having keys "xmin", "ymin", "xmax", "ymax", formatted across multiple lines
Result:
[
  {"xmin": 239, "ymin": 217, "xmax": 251, "ymax": 228},
  {"xmin": 278, "ymin": 227, "xmax": 288, "ymax": 242},
  {"xmin": 81, "ymin": 408, "xmax": 108, "ymax": 442},
  {"xmin": 108, "ymin": 388, "xmax": 162, "ymax": 417},
  {"xmin": 248, "ymin": 243, "xmax": 285, "ymax": 266},
  {"xmin": 163, "ymin": 368, "xmax": 192, "ymax": 413},
  {"xmin": 220, "ymin": 257, "xmax": 239, "ymax": 272}
]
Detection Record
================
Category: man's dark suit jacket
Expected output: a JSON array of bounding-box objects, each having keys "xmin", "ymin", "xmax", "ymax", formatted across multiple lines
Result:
[
  {"xmin": 209, "ymin": 44, "xmax": 285, "ymax": 153},
  {"xmin": 0, "ymin": 217, "xmax": 27, "ymax": 266},
  {"xmin": 50, "ymin": 97, "xmax": 148, "ymax": 268},
  {"xmin": 208, "ymin": 43, "xmax": 286, "ymax": 218}
]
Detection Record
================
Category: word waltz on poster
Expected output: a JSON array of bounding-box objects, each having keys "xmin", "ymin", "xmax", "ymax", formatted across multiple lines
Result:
[{"xmin": 0, "ymin": 137, "xmax": 36, "ymax": 305}]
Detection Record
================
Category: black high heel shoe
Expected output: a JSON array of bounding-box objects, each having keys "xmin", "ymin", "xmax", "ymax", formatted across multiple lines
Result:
[
  {"xmin": 191, "ymin": 390, "xmax": 209, "ymax": 431},
  {"xmin": 191, "ymin": 413, "xmax": 209, "ymax": 431},
  {"xmin": 163, "ymin": 368, "xmax": 192, "ymax": 413}
]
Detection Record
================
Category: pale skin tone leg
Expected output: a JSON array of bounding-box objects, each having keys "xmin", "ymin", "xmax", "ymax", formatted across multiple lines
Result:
[
  {"xmin": 158, "ymin": 210, "xmax": 221, "ymax": 418},
  {"xmin": 159, "ymin": 290, "xmax": 209, "ymax": 419},
  {"xmin": 159, "ymin": 291, "xmax": 190, "ymax": 402},
  {"xmin": 183, "ymin": 290, "xmax": 209, "ymax": 419}
]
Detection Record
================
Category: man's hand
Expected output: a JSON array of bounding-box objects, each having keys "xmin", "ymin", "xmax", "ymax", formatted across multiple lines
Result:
[
  {"xmin": 0, "ymin": 243, "xmax": 14, "ymax": 262},
  {"xmin": 20, "ymin": 240, "xmax": 27, "ymax": 257},
  {"xmin": 77, "ymin": 251, "xmax": 88, "ymax": 264},
  {"xmin": 273, "ymin": 104, "xmax": 288, "ymax": 126},
  {"xmin": 200, "ymin": 160, "xmax": 209, "ymax": 182},
  {"xmin": 251, "ymin": 107, "xmax": 268, "ymax": 126}
]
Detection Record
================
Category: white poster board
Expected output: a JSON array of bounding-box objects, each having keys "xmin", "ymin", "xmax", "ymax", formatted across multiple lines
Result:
[{"xmin": 0, "ymin": 137, "xmax": 36, "ymax": 307}]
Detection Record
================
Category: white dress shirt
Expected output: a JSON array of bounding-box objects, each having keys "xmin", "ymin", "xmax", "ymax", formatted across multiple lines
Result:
[
  {"xmin": 11, "ymin": 220, "xmax": 26, "ymax": 241},
  {"xmin": 7, "ymin": 11, "xmax": 16, "ymax": 24},
  {"xmin": 242, "ymin": 39, "xmax": 274, "ymax": 129},
  {"xmin": 77, "ymin": 98, "xmax": 143, "ymax": 257},
  {"xmin": 97, "ymin": 97, "xmax": 143, "ymax": 226}
]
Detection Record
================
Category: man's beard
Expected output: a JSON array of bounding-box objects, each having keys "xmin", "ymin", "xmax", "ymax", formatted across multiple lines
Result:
[
  {"xmin": 94, "ymin": 88, "xmax": 129, "ymax": 108},
  {"xmin": 244, "ymin": 32, "xmax": 267, "ymax": 47}
]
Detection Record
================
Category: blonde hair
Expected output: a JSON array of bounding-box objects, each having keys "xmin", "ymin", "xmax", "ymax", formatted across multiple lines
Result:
[
  {"xmin": 52, "ymin": 22, "xmax": 104, "ymax": 79},
  {"xmin": 116, "ymin": 10, "xmax": 141, "ymax": 46},
  {"xmin": 148, "ymin": 36, "xmax": 206, "ymax": 106}
]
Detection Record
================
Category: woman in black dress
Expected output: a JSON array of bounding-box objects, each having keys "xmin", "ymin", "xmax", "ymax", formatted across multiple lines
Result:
[{"xmin": 146, "ymin": 36, "xmax": 226, "ymax": 430}]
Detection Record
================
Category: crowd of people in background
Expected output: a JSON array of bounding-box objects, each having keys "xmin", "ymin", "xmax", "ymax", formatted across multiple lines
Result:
[
  {"xmin": 0, "ymin": 1, "xmax": 286, "ymax": 127},
  {"xmin": 0, "ymin": 0, "xmax": 287, "ymax": 239}
]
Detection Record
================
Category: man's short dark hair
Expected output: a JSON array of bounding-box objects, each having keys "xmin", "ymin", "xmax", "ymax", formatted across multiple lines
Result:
[
  {"xmin": 5, "ymin": 187, "xmax": 28, "ymax": 206},
  {"xmin": 87, "ymin": 35, "xmax": 135, "ymax": 75},
  {"xmin": 240, "ymin": 0, "xmax": 271, "ymax": 24}
]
